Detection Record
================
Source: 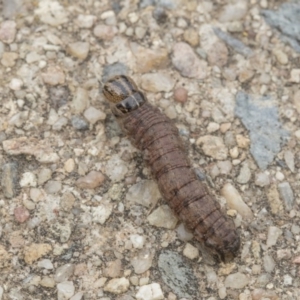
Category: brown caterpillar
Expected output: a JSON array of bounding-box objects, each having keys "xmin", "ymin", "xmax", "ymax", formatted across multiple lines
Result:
[{"xmin": 103, "ymin": 75, "xmax": 240, "ymax": 262}]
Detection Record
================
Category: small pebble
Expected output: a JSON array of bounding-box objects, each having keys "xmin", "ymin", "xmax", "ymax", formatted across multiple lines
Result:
[
  {"xmin": 103, "ymin": 259, "xmax": 122, "ymax": 278},
  {"xmin": 183, "ymin": 243, "xmax": 199, "ymax": 260},
  {"xmin": 44, "ymin": 180, "xmax": 62, "ymax": 194},
  {"xmin": 71, "ymin": 116, "xmax": 89, "ymax": 131},
  {"xmin": 196, "ymin": 135, "xmax": 228, "ymax": 160},
  {"xmin": 273, "ymin": 49, "xmax": 288, "ymax": 65},
  {"xmin": 1, "ymin": 52, "xmax": 18, "ymax": 67},
  {"xmin": 9, "ymin": 78, "xmax": 23, "ymax": 90},
  {"xmin": 57, "ymin": 281, "xmax": 75, "ymax": 299},
  {"xmin": 72, "ymin": 87, "xmax": 89, "ymax": 114},
  {"xmin": 75, "ymin": 171, "xmax": 105, "ymax": 189},
  {"xmin": 207, "ymin": 122, "xmax": 220, "ymax": 133},
  {"xmin": 76, "ymin": 14, "xmax": 96, "ymax": 28},
  {"xmin": 255, "ymin": 172, "xmax": 270, "ymax": 187},
  {"xmin": 266, "ymin": 226, "xmax": 282, "ymax": 248},
  {"xmin": 54, "ymin": 264, "xmax": 75, "ymax": 283},
  {"xmin": 91, "ymin": 201, "xmax": 113, "ymax": 224},
  {"xmin": 67, "ymin": 42, "xmax": 90, "ymax": 60},
  {"xmin": 136, "ymin": 283, "xmax": 164, "ymax": 300},
  {"xmin": 105, "ymin": 154, "xmax": 129, "ymax": 181},
  {"xmin": 64, "ymin": 158, "xmax": 75, "ymax": 173},
  {"xmin": 1, "ymin": 162, "xmax": 19, "ymax": 198},
  {"xmin": 93, "ymin": 24, "xmax": 118, "ymax": 40},
  {"xmin": 172, "ymin": 42, "xmax": 207, "ymax": 79},
  {"xmin": 0, "ymin": 20, "xmax": 17, "ymax": 43},
  {"xmin": 141, "ymin": 72, "xmax": 175, "ymax": 93},
  {"xmin": 103, "ymin": 278, "xmax": 130, "ymax": 294},
  {"xmin": 14, "ymin": 206, "xmax": 30, "ymax": 223},
  {"xmin": 278, "ymin": 182, "xmax": 294, "ymax": 211},
  {"xmin": 40, "ymin": 277, "xmax": 55, "ymax": 288},
  {"xmin": 275, "ymin": 171, "xmax": 285, "ymax": 181},
  {"xmin": 41, "ymin": 66, "xmax": 65, "ymax": 86},
  {"xmin": 221, "ymin": 183, "xmax": 253, "ymax": 220},
  {"xmin": 23, "ymin": 243, "xmax": 52, "ymax": 265},
  {"xmin": 84, "ymin": 107, "xmax": 106, "ymax": 124},
  {"xmin": 224, "ymin": 272, "xmax": 249, "ymax": 289},
  {"xmin": 174, "ymin": 87, "xmax": 188, "ymax": 103},
  {"xmin": 130, "ymin": 234, "xmax": 145, "ymax": 249},
  {"xmin": 20, "ymin": 172, "xmax": 37, "ymax": 187},
  {"xmin": 147, "ymin": 205, "xmax": 178, "ymax": 229}
]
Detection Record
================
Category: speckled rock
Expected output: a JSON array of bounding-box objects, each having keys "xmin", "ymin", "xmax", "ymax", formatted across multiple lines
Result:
[{"xmin": 158, "ymin": 250, "xmax": 198, "ymax": 298}]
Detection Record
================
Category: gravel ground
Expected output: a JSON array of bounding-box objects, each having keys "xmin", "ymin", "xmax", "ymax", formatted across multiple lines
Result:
[{"xmin": 0, "ymin": 0, "xmax": 300, "ymax": 299}]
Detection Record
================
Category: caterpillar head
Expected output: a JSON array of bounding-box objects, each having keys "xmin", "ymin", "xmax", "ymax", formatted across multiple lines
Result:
[{"xmin": 103, "ymin": 75, "xmax": 147, "ymax": 117}]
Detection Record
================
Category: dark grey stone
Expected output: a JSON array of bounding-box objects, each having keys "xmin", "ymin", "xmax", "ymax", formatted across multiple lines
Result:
[
  {"xmin": 235, "ymin": 92, "xmax": 289, "ymax": 170},
  {"xmin": 102, "ymin": 62, "xmax": 129, "ymax": 83},
  {"xmin": 261, "ymin": 3, "xmax": 300, "ymax": 52},
  {"xmin": 1, "ymin": 162, "xmax": 19, "ymax": 198},
  {"xmin": 71, "ymin": 116, "xmax": 89, "ymax": 131},
  {"xmin": 158, "ymin": 250, "xmax": 198, "ymax": 299},
  {"xmin": 152, "ymin": 6, "xmax": 168, "ymax": 23},
  {"xmin": 214, "ymin": 28, "xmax": 253, "ymax": 57}
]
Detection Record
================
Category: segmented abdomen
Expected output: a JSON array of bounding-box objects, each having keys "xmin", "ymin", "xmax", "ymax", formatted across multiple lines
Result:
[{"xmin": 121, "ymin": 103, "xmax": 239, "ymax": 262}]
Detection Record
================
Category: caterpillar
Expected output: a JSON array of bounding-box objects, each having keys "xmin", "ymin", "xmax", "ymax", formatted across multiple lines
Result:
[{"xmin": 103, "ymin": 75, "xmax": 240, "ymax": 262}]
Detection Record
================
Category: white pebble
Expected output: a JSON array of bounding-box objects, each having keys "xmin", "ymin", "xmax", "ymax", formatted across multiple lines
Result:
[
  {"xmin": 266, "ymin": 226, "xmax": 282, "ymax": 248},
  {"xmin": 37, "ymin": 259, "xmax": 54, "ymax": 269},
  {"xmin": 9, "ymin": 78, "xmax": 23, "ymax": 90},
  {"xmin": 221, "ymin": 183, "xmax": 253, "ymax": 221},
  {"xmin": 136, "ymin": 283, "xmax": 164, "ymax": 300},
  {"xmin": 130, "ymin": 234, "xmax": 145, "ymax": 249},
  {"xmin": 20, "ymin": 172, "xmax": 37, "ymax": 187},
  {"xmin": 275, "ymin": 171, "xmax": 285, "ymax": 181},
  {"xmin": 183, "ymin": 243, "xmax": 199, "ymax": 260},
  {"xmin": 57, "ymin": 281, "xmax": 75, "ymax": 300}
]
